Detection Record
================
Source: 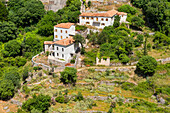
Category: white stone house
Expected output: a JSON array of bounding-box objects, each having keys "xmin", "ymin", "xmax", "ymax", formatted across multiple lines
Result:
[
  {"xmin": 79, "ymin": 9, "xmax": 127, "ymax": 29},
  {"xmin": 44, "ymin": 23, "xmax": 79, "ymax": 63},
  {"xmin": 54, "ymin": 23, "xmax": 75, "ymax": 41}
]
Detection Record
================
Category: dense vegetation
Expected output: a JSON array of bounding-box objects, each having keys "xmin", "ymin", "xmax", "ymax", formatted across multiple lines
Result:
[
  {"xmin": 0, "ymin": 0, "xmax": 81, "ymax": 101},
  {"xmin": 0, "ymin": 0, "xmax": 169, "ymax": 112},
  {"xmin": 131, "ymin": 0, "xmax": 170, "ymax": 36}
]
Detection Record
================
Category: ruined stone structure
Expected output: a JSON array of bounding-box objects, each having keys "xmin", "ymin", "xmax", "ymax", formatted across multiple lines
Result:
[{"xmin": 96, "ymin": 57, "xmax": 110, "ymax": 66}]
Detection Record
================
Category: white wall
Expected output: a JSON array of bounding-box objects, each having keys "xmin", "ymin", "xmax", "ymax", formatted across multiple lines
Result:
[
  {"xmin": 54, "ymin": 25, "xmax": 75, "ymax": 41},
  {"xmin": 46, "ymin": 44, "xmax": 77, "ymax": 62},
  {"xmin": 79, "ymin": 16, "xmax": 115, "ymax": 29},
  {"xmin": 79, "ymin": 15, "xmax": 127, "ymax": 29},
  {"xmin": 120, "ymin": 15, "xmax": 127, "ymax": 23}
]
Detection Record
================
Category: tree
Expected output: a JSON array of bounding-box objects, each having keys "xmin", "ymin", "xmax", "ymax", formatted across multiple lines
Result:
[
  {"xmin": 119, "ymin": 54, "xmax": 130, "ymax": 64},
  {"xmin": 131, "ymin": 16, "xmax": 145, "ymax": 29},
  {"xmin": 135, "ymin": 56, "xmax": 157, "ymax": 78},
  {"xmin": 22, "ymin": 94, "xmax": 51, "ymax": 112},
  {"xmin": 153, "ymin": 32, "xmax": 170, "ymax": 49},
  {"xmin": 118, "ymin": 5, "xmax": 137, "ymax": 15},
  {"xmin": 37, "ymin": 11, "xmax": 59, "ymax": 36},
  {"xmin": 0, "ymin": 79, "xmax": 15, "ymax": 100},
  {"xmin": 22, "ymin": 67, "xmax": 29, "ymax": 82},
  {"xmin": 73, "ymin": 34, "xmax": 85, "ymax": 48},
  {"xmin": 134, "ymin": 35, "xmax": 144, "ymax": 47},
  {"xmin": 88, "ymin": 1, "xmax": 92, "ymax": 7},
  {"xmin": 22, "ymin": 37, "xmax": 42, "ymax": 56},
  {"xmin": 0, "ymin": 21, "xmax": 17, "ymax": 42},
  {"xmin": 8, "ymin": 0, "xmax": 45, "ymax": 27},
  {"xmin": 3, "ymin": 40, "xmax": 21, "ymax": 57},
  {"xmin": 4, "ymin": 70, "xmax": 21, "ymax": 88},
  {"xmin": 0, "ymin": 1, "xmax": 8, "ymax": 21},
  {"xmin": 60, "ymin": 67, "xmax": 77, "ymax": 86},
  {"xmin": 107, "ymin": 107, "xmax": 113, "ymax": 113},
  {"xmin": 131, "ymin": 0, "xmax": 170, "ymax": 36},
  {"xmin": 113, "ymin": 15, "xmax": 120, "ymax": 28},
  {"xmin": 143, "ymin": 37, "xmax": 148, "ymax": 56}
]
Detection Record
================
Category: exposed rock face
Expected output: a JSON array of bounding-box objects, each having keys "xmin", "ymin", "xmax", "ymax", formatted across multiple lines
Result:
[{"xmin": 40, "ymin": 0, "xmax": 67, "ymax": 12}]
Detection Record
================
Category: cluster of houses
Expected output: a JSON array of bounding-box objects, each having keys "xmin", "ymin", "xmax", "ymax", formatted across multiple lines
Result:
[{"xmin": 44, "ymin": 9, "xmax": 127, "ymax": 63}]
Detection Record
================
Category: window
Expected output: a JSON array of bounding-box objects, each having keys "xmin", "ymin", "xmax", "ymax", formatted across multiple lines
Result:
[
  {"xmin": 86, "ymin": 22, "xmax": 90, "ymax": 24},
  {"xmin": 66, "ymin": 37, "xmax": 68, "ymax": 38},
  {"xmin": 57, "ymin": 53, "xmax": 59, "ymax": 56},
  {"xmin": 96, "ymin": 18, "xmax": 98, "ymax": 21},
  {"xmin": 82, "ymin": 17, "xmax": 85, "ymax": 19},
  {"xmin": 62, "ymin": 48, "xmax": 64, "ymax": 52},
  {"xmin": 55, "ymin": 29, "xmax": 57, "ymax": 32},
  {"xmin": 52, "ymin": 52, "xmax": 55, "ymax": 57},
  {"xmin": 65, "ymin": 30, "xmax": 67, "ymax": 33},
  {"xmin": 55, "ymin": 35, "xmax": 58, "ymax": 38},
  {"xmin": 61, "ymin": 30, "xmax": 62, "ymax": 33},
  {"xmin": 106, "ymin": 18, "xmax": 108, "ymax": 21},
  {"xmin": 57, "ymin": 47, "xmax": 58, "ymax": 50},
  {"xmin": 62, "ymin": 54, "xmax": 64, "ymax": 58},
  {"xmin": 91, "ymin": 17, "xmax": 93, "ymax": 20},
  {"xmin": 87, "ymin": 17, "xmax": 89, "ymax": 20},
  {"xmin": 101, "ymin": 18, "xmax": 104, "ymax": 21},
  {"xmin": 101, "ymin": 23, "xmax": 105, "ymax": 26},
  {"xmin": 61, "ymin": 36, "xmax": 63, "ymax": 39}
]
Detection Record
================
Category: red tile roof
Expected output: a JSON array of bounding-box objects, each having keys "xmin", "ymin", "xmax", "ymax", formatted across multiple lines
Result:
[
  {"xmin": 44, "ymin": 37, "xmax": 74, "ymax": 46},
  {"xmin": 79, "ymin": 9, "xmax": 127, "ymax": 17},
  {"xmin": 54, "ymin": 23, "xmax": 74, "ymax": 29}
]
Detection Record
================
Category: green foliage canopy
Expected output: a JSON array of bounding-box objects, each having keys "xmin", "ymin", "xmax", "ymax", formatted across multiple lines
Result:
[
  {"xmin": 118, "ymin": 5, "xmax": 137, "ymax": 15},
  {"xmin": 131, "ymin": 16, "xmax": 145, "ymax": 28},
  {"xmin": 0, "ymin": 21, "xmax": 17, "ymax": 42},
  {"xmin": 8, "ymin": 0, "xmax": 45, "ymax": 27},
  {"xmin": 60, "ymin": 67, "xmax": 77, "ymax": 86},
  {"xmin": 0, "ymin": 79, "xmax": 15, "ymax": 100},
  {"xmin": 22, "ymin": 94, "xmax": 51, "ymax": 112},
  {"xmin": 4, "ymin": 70, "xmax": 21, "ymax": 88},
  {"xmin": 0, "ymin": 1, "xmax": 8, "ymax": 21},
  {"xmin": 3, "ymin": 40, "xmax": 21, "ymax": 57},
  {"xmin": 135, "ymin": 56, "xmax": 157, "ymax": 77}
]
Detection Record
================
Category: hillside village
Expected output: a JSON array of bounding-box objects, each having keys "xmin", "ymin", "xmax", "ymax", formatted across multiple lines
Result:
[{"xmin": 0, "ymin": 0, "xmax": 170, "ymax": 113}]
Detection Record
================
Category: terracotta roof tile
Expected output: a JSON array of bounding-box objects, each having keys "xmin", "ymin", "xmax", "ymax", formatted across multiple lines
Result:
[
  {"xmin": 79, "ymin": 9, "xmax": 127, "ymax": 17},
  {"xmin": 54, "ymin": 23, "xmax": 74, "ymax": 29},
  {"xmin": 44, "ymin": 37, "xmax": 74, "ymax": 46},
  {"xmin": 117, "ymin": 12, "xmax": 127, "ymax": 15}
]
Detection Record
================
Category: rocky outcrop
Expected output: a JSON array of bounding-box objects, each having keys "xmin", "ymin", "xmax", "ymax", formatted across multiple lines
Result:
[{"xmin": 40, "ymin": 0, "xmax": 67, "ymax": 12}]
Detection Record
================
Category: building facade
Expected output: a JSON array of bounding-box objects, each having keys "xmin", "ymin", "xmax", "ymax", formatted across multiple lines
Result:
[
  {"xmin": 54, "ymin": 23, "xmax": 75, "ymax": 41},
  {"xmin": 79, "ymin": 9, "xmax": 127, "ymax": 29},
  {"xmin": 44, "ymin": 23, "xmax": 78, "ymax": 63}
]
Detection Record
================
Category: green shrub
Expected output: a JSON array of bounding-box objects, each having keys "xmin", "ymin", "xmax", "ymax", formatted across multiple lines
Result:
[
  {"xmin": 119, "ymin": 54, "xmax": 130, "ymax": 64},
  {"xmin": 70, "ymin": 59, "xmax": 75, "ymax": 63},
  {"xmin": 121, "ymin": 82, "xmax": 135, "ymax": 90},
  {"xmin": 55, "ymin": 96, "xmax": 65, "ymax": 103},
  {"xmin": 132, "ymin": 82, "xmax": 154, "ymax": 97},
  {"xmin": 31, "ymin": 85, "xmax": 42, "ymax": 91},
  {"xmin": 74, "ymin": 92, "xmax": 84, "ymax": 101},
  {"xmin": 88, "ymin": 68, "xmax": 95, "ymax": 72},
  {"xmin": 76, "ymin": 25, "xmax": 87, "ymax": 31},
  {"xmin": 22, "ymin": 94, "xmax": 51, "ymax": 112}
]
